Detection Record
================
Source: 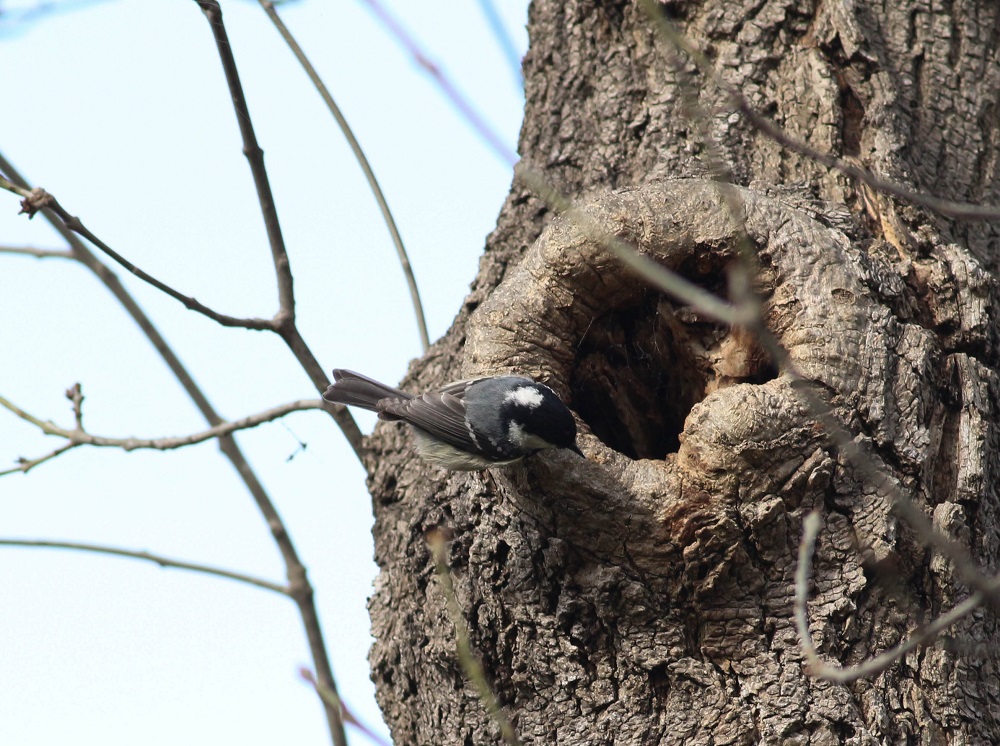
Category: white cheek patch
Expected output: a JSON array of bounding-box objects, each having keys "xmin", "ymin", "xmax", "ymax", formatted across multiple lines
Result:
[
  {"xmin": 508, "ymin": 421, "xmax": 555, "ymax": 451},
  {"xmin": 506, "ymin": 385, "xmax": 545, "ymax": 409}
]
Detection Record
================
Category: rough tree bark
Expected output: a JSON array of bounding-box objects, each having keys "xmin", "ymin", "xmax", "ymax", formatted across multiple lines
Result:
[{"xmin": 365, "ymin": 1, "xmax": 1000, "ymax": 744}]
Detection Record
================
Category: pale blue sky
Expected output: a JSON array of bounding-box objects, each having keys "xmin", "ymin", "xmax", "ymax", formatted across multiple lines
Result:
[{"xmin": 0, "ymin": 1, "xmax": 529, "ymax": 743}]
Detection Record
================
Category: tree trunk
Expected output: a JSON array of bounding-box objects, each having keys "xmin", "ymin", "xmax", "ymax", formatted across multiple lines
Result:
[{"xmin": 365, "ymin": 1, "xmax": 1000, "ymax": 743}]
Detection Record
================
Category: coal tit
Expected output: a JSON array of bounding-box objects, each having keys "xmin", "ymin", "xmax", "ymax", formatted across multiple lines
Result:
[{"xmin": 323, "ymin": 369, "xmax": 584, "ymax": 470}]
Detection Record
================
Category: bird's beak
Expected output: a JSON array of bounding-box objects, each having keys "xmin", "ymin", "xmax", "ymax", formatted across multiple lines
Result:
[{"xmin": 568, "ymin": 443, "xmax": 585, "ymax": 458}]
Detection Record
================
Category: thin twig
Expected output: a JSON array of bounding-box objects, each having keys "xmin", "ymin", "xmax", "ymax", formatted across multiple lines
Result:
[
  {"xmin": 259, "ymin": 0, "xmax": 431, "ymax": 352},
  {"xmin": 2, "ymin": 183, "xmax": 275, "ymax": 330},
  {"xmin": 0, "ymin": 244, "xmax": 73, "ymax": 259},
  {"xmin": 66, "ymin": 383, "xmax": 84, "ymax": 429},
  {"xmin": 429, "ymin": 531, "xmax": 522, "ymax": 746},
  {"xmin": 475, "ymin": 0, "xmax": 524, "ymax": 89},
  {"xmin": 794, "ymin": 513, "xmax": 985, "ymax": 683},
  {"xmin": 627, "ymin": 0, "xmax": 1000, "ymax": 672},
  {"xmin": 0, "ymin": 442, "xmax": 75, "ymax": 477},
  {"xmin": 300, "ymin": 668, "xmax": 393, "ymax": 746},
  {"xmin": 0, "ymin": 393, "xmax": 325, "ymax": 464},
  {"xmin": 518, "ymin": 80, "xmax": 1000, "ymax": 622},
  {"xmin": 195, "ymin": 0, "xmax": 295, "ymax": 319},
  {"xmin": 361, "ymin": 0, "xmax": 517, "ymax": 166},
  {"xmin": 2, "ymin": 145, "xmax": 364, "ymax": 460},
  {"xmin": 192, "ymin": 5, "xmax": 348, "ymax": 744},
  {"xmin": 0, "ymin": 153, "xmax": 272, "ymax": 431},
  {"xmin": 519, "ymin": 69, "xmax": 1000, "ymax": 689},
  {"xmin": 191, "ymin": 1, "xmax": 364, "ymax": 461},
  {"xmin": 636, "ymin": 0, "xmax": 1000, "ymax": 221},
  {"xmin": 752, "ymin": 318, "xmax": 1000, "ymax": 610},
  {"xmin": 0, "ymin": 538, "xmax": 289, "ymax": 595},
  {"xmin": 515, "ymin": 164, "xmax": 744, "ymax": 326},
  {"xmin": 2, "ymin": 144, "xmax": 354, "ymax": 746}
]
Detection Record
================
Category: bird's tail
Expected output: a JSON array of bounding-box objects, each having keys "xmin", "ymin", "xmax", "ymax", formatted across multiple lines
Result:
[{"xmin": 323, "ymin": 369, "xmax": 412, "ymax": 411}]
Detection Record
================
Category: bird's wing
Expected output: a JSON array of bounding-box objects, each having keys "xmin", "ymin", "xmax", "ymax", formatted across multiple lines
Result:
[{"xmin": 377, "ymin": 389, "xmax": 478, "ymax": 453}]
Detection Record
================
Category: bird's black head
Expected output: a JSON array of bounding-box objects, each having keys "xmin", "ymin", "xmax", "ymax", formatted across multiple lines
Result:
[{"xmin": 501, "ymin": 380, "xmax": 583, "ymax": 457}]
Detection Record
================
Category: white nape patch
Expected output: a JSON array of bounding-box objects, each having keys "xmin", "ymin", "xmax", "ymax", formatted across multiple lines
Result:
[
  {"xmin": 508, "ymin": 421, "xmax": 555, "ymax": 451},
  {"xmin": 506, "ymin": 385, "xmax": 545, "ymax": 409}
]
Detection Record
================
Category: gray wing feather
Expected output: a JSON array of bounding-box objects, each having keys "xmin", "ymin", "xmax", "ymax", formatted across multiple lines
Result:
[
  {"xmin": 328, "ymin": 373, "xmax": 497, "ymax": 454},
  {"xmin": 378, "ymin": 391, "xmax": 476, "ymax": 452}
]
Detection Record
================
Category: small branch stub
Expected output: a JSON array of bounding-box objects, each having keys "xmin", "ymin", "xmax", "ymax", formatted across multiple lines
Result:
[{"xmin": 18, "ymin": 187, "xmax": 55, "ymax": 218}]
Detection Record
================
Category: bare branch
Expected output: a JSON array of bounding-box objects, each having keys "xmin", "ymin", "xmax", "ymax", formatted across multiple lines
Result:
[
  {"xmin": 0, "ymin": 539, "xmax": 288, "ymax": 595},
  {"xmin": 0, "ymin": 442, "xmax": 75, "ymax": 477},
  {"xmin": 515, "ymin": 164, "xmax": 744, "ymax": 326},
  {"xmin": 0, "ymin": 153, "xmax": 364, "ymax": 464},
  {"xmin": 475, "ymin": 0, "xmax": 524, "ymax": 90},
  {"xmin": 622, "ymin": 0, "xmax": 1000, "ymax": 678},
  {"xmin": 1, "ymin": 183, "xmax": 275, "ymax": 331},
  {"xmin": 0, "ymin": 172, "xmax": 29, "ymax": 198},
  {"xmin": 0, "ymin": 392, "xmax": 327, "ymax": 472},
  {"xmin": 522, "ymin": 2, "xmax": 1000, "ymax": 684},
  {"xmin": 191, "ymin": 1, "xmax": 367, "ymax": 462},
  {"xmin": 429, "ymin": 530, "xmax": 522, "ymax": 746},
  {"xmin": 259, "ymin": 0, "xmax": 431, "ymax": 353},
  {"xmin": 300, "ymin": 669, "xmax": 393, "ymax": 746},
  {"xmin": 65, "ymin": 383, "xmax": 84, "ymax": 429},
  {"xmin": 191, "ymin": 5, "xmax": 348, "ymax": 743},
  {"xmin": 794, "ymin": 512, "xmax": 985, "ymax": 683},
  {"xmin": 0, "ymin": 244, "xmax": 73, "ymax": 259},
  {"xmin": 1, "ymin": 148, "xmax": 357, "ymax": 746},
  {"xmin": 637, "ymin": 0, "xmax": 1000, "ymax": 221},
  {"xmin": 521, "ymin": 142, "xmax": 1000, "ymax": 690},
  {"xmin": 195, "ymin": 0, "xmax": 295, "ymax": 319},
  {"xmin": 361, "ymin": 0, "xmax": 517, "ymax": 166}
]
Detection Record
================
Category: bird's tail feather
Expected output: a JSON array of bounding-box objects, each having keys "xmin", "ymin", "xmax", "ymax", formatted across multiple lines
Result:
[{"xmin": 323, "ymin": 369, "xmax": 412, "ymax": 411}]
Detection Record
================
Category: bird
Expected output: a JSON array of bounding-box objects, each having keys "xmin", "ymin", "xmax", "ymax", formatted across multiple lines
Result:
[{"xmin": 323, "ymin": 369, "xmax": 584, "ymax": 471}]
